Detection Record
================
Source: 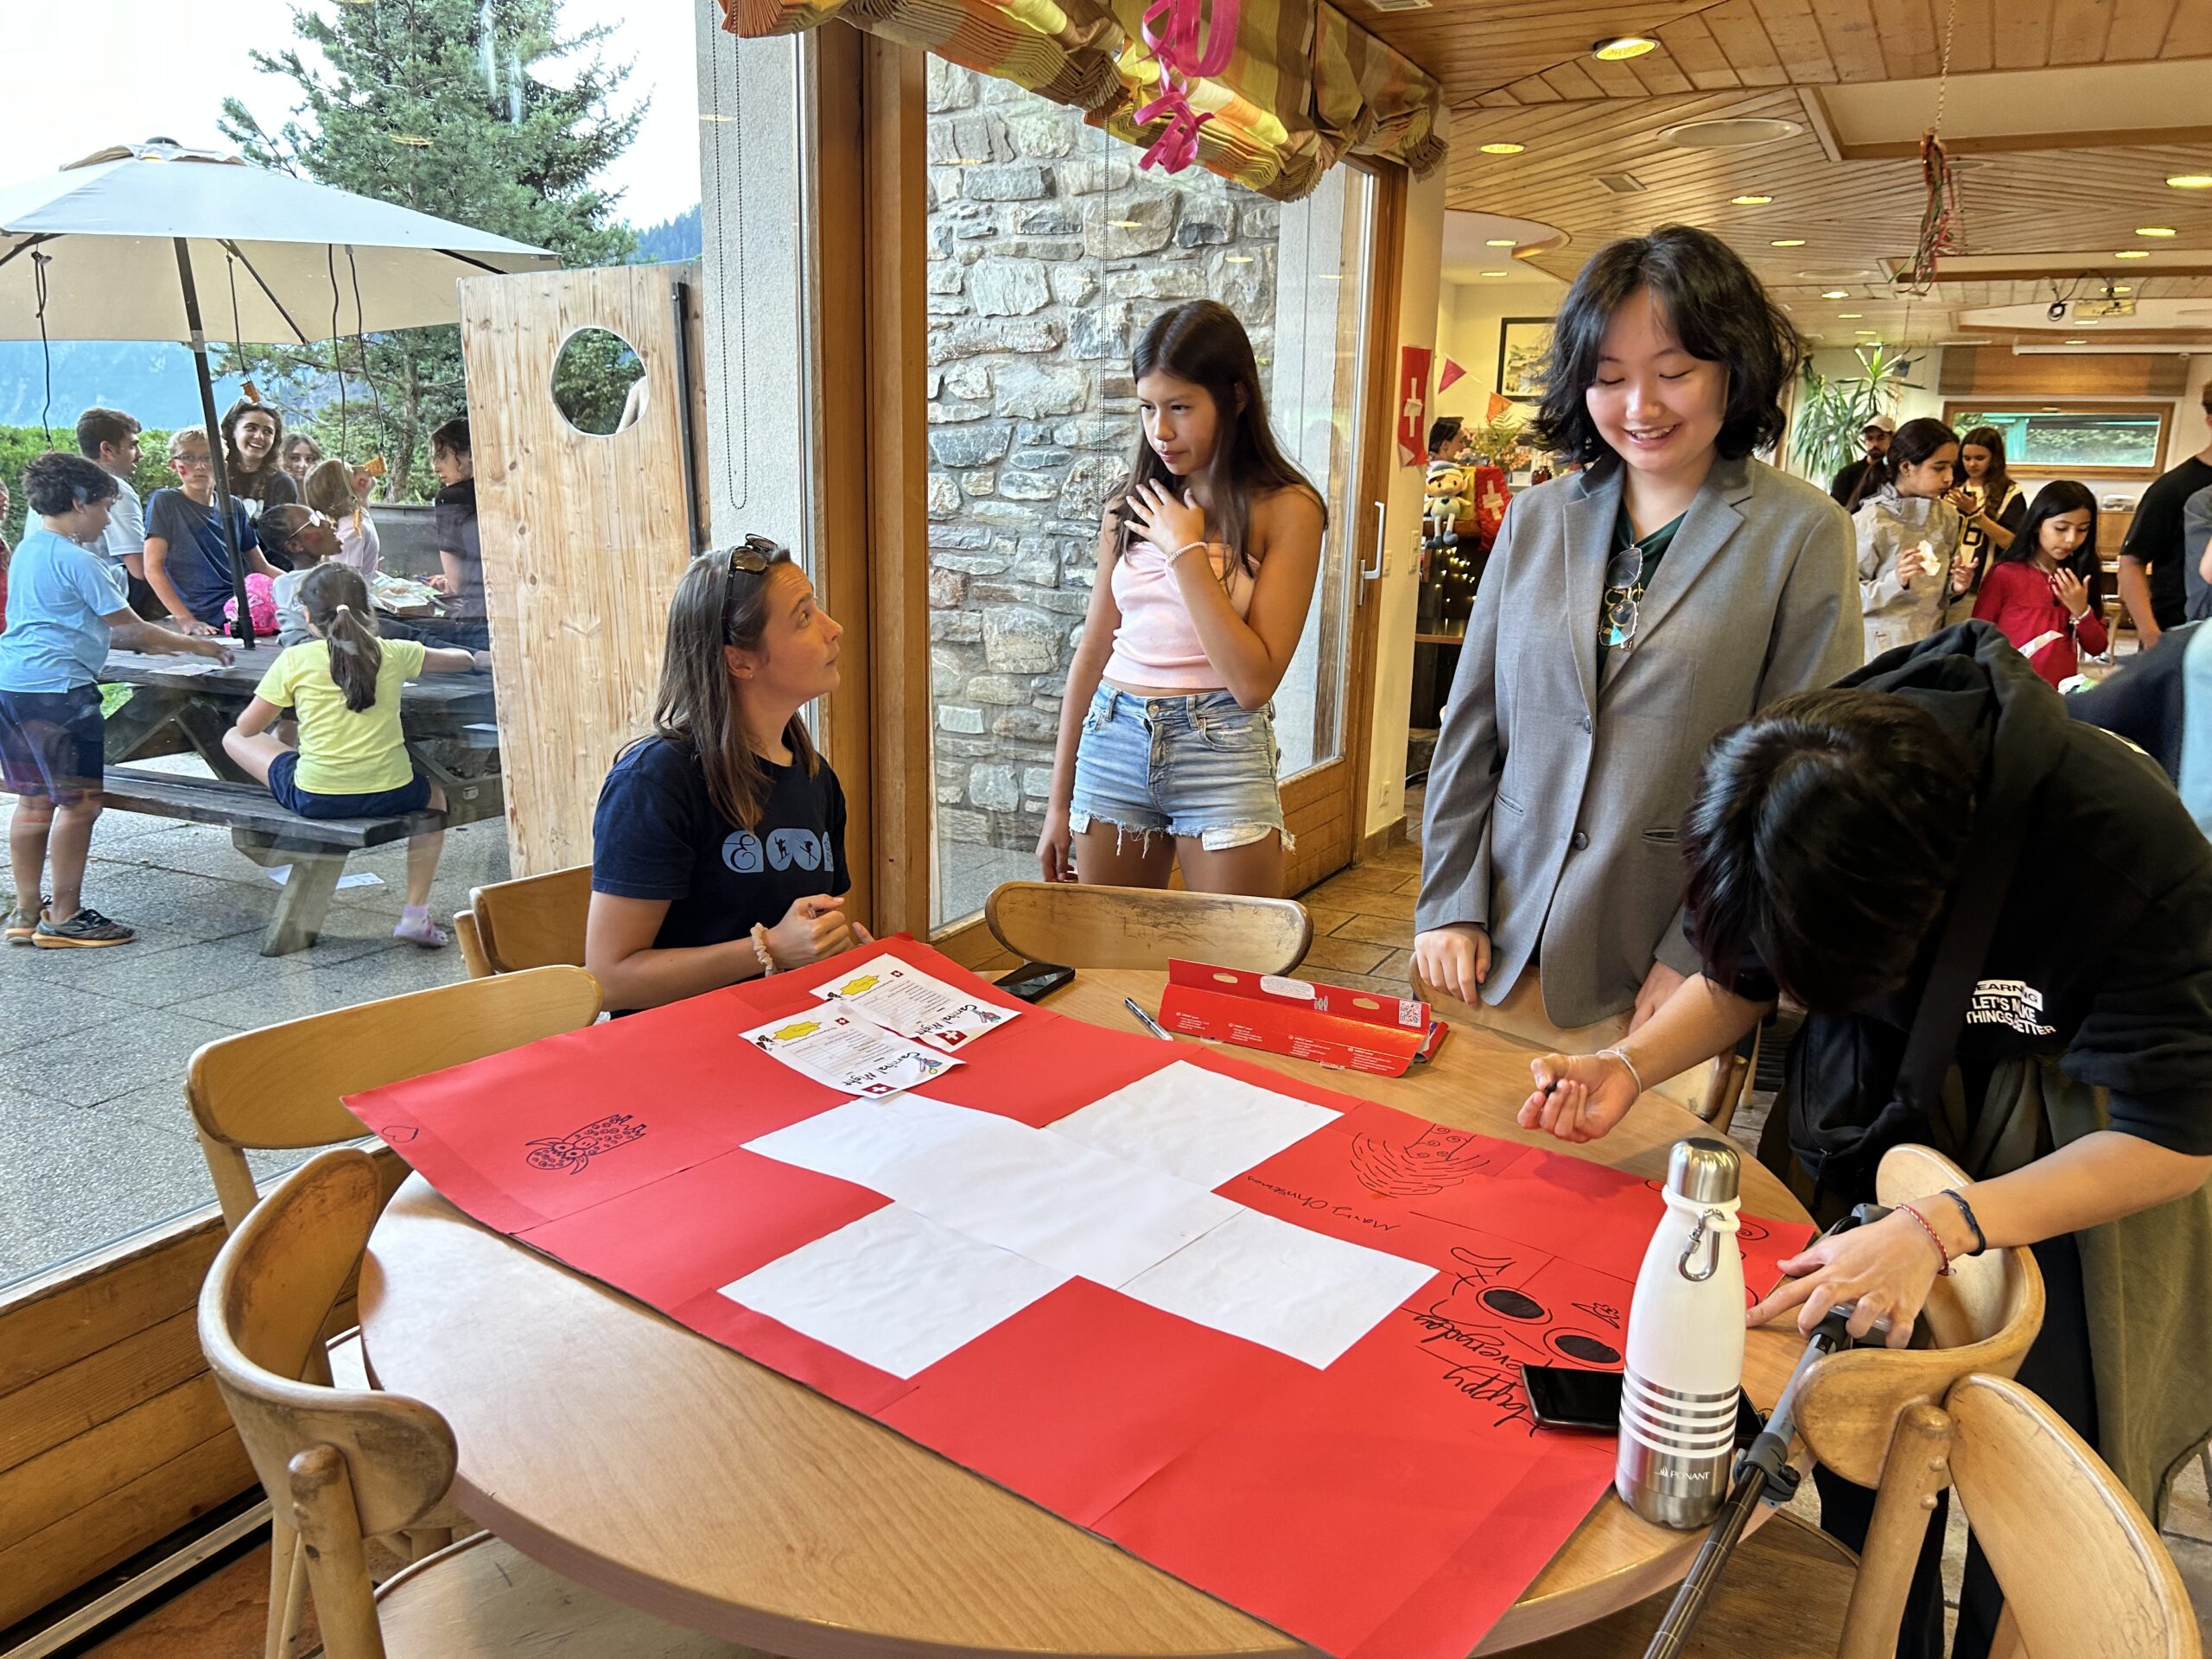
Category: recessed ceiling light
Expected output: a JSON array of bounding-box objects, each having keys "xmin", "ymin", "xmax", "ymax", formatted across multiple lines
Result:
[
  {"xmin": 2114, "ymin": 249, "xmax": 2152, "ymax": 258},
  {"xmin": 2043, "ymin": 406, "xmax": 2062, "ymax": 412},
  {"xmin": 1854, "ymin": 329, "xmax": 1880, "ymax": 335},
  {"xmin": 1478, "ymin": 270, "xmax": 1509, "ymax": 277},
  {"xmin": 2065, "ymin": 337, "xmax": 2088, "ymax": 344},
  {"xmin": 1771, "ymin": 238, "xmax": 1806, "ymax": 247},
  {"xmin": 1592, "ymin": 35, "xmax": 1659, "ymax": 60},
  {"xmin": 2115, "ymin": 285, "xmax": 2134, "ymax": 294},
  {"xmin": 2080, "ymin": 316, "xmax": 2102, "ymax": 324},
  {"xmin": 2136, "ymin": 226, "xmax": 2177, "ymax": 237},
  {"xmin": 1485, "ymin": 238, "xmax": 1518, "ymax": 247},
  {"xmin": 1661, "ymin": 118, "xmax": 1802, "ymax": 149},
  {"xmin": 1731, "ymin": 194, "xmax": 1773, "ymax": 205},
  {"xmin": 1821, "ymin": 289, "xmax": 1849, "ymax": 299},
  {"xmin": 2166, "ymin": 175, "xmax": 2212, "ymax": 189},
  {"xmin": 1836, "ymin": 312, "xmax": 1862, "ymax": 318},
  {"xmin": 1479, "ymin": 143, "xmax": 1525, "ymax": 156}
]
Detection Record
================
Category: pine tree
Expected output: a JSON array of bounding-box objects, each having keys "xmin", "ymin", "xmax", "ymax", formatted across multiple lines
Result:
[{"xmin": 218, "ymin": 0, "xmax": 642, "ymax": 497}]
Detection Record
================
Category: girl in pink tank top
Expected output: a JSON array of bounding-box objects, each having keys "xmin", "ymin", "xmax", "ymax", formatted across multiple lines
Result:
[{"xmin": 1038, "ymin": 301, "xmax": 1325, "ymax": 899}]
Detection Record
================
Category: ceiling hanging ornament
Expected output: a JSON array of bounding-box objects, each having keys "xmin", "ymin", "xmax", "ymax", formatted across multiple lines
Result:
[
  {"xmin": 1133, "ymin": 0, "xmax": 1239, "ymax": 175},
  {"xmin": 1903, "ymin": 0, "xmax": 1965, "ymax": 295}
]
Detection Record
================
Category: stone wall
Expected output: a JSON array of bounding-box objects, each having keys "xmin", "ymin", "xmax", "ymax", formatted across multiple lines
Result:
[{"xmin": 924, "ymin": 60, "xmax": 1281, "ymax": 863}]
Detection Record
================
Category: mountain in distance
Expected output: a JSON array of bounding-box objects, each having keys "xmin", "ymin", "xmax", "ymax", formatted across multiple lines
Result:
[
  {"xmin": 631, "ymin": 205, "xmax": 702, "ymax": 265},
  {"xmin": 1, "ymin": 205, "xmax": 701, "ymax": 429},
  {"xmin": 0, "ymin": 340, "xmax": 248, "ymax": 430}
]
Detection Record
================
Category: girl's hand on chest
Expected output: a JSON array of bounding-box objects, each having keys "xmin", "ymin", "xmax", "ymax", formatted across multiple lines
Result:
[{"xmin": 1127, "ymin": 480, "xmax": 1209, "ymax": 563}]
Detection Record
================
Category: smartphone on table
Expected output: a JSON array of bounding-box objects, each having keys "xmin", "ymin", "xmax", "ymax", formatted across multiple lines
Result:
[{"xmin": 995, "ymin": 961, "xmax": 1075, "ymax": 1004}]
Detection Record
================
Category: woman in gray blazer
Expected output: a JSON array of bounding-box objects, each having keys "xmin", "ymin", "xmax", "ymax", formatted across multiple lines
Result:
[{"xmin": 1414, "ymin": 226, "xmax": 1860, "ymax": 1044}]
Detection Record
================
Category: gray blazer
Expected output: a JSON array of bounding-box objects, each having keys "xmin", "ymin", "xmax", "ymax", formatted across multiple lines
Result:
[{"xmin": 1415, "ymin": 454, "xmax": 1861, "ymax": 1028}]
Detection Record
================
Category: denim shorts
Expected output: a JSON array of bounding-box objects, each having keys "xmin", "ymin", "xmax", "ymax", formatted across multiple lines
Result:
[
  {"xmin": 267, "ymin": 750, "xmax": 432, "ymax": 819},
  {"xmin": 1069, "ymin": 685, "xmax": 1287, "ymax": 852},
  {"xmin": 0, "ymin": 684, "xmax": 105, "ymax": 804}
]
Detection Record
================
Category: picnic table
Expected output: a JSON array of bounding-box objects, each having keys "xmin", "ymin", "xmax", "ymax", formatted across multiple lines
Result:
[{"xmin": 98, "ymin": 646, "xmax": 503, "ymax": 956}]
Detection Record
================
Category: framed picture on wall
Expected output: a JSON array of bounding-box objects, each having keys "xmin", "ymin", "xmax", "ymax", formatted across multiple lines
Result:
[{"xmin": 1497, "ymin": 318, "xmax": 1554, "ymax": 402}]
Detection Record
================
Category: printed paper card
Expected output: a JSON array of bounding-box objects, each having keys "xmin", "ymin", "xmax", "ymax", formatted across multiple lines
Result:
[
  {"xmin": 812, "ymin": 954, "xmax": 1021, "ymax": 1052},
  {"xmin": 742, "ymin": 1007, "xmax": 962, "ymax": 1097}
]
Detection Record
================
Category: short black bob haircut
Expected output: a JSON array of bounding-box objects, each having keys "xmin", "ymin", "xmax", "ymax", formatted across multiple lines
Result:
[
  {"xmin": 22, "ymin": 451, "xmax": 122, "ymax": 518},
  {"xmin": 1529, "ymin": 224, "xmax": 1802, "ymax": 468},
  {"xmin": 1681, "ymin": 686, "xmax": 1975, "ymax": 1012}
]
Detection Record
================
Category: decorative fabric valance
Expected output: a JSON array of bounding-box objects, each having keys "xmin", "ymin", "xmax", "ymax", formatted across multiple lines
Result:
[{"xmin": 718, "ymin": 0, "xmax": 1446, "ymax": 201}]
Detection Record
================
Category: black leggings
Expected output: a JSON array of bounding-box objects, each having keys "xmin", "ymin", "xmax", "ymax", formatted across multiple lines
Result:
[{"xmin": 1814, "ymin": 1230, "xmax": 2097, "ymax": 1658}]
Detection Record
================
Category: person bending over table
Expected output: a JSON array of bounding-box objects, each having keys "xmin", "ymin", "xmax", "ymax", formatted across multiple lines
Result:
[
  {"xmin": 3, "ymin": 453, "xmax": 232, "ymax": 949},
  {"xmin": 1517, "ymin": 622, "xmax": 2212, "ymax": 1659},
  {"xmin": 586, "ymin": 539, "xmax": 869, "ymax": 1014}
]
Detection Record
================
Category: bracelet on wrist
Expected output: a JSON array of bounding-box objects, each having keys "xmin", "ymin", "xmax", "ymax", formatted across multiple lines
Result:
[
  {"xmin": 1896, "ymin": 1201, "xmax": 1954, "ymax": 1276},
  {"xmin": 1938, "ymin": 1188, "xmax": 1987, "ymax": 1256},
  {"xmin": 749, "ymin": 923, "xmax": 779, "ymax": 977},
  {"xmin": 1595, "ymin": 1046, "xmax": 1645, "ymax": 1097}
]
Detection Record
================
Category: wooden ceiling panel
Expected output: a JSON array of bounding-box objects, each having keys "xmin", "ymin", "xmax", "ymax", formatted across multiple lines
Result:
[{"xmin": 1421, "ymin": 0, "xmax": 2212, "ymax": 344}]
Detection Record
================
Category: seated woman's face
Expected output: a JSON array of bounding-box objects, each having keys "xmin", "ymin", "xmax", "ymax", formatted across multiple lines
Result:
[{"xmin": 1583, "ymin": 287, "xmax": 1726, "ymax": 480}]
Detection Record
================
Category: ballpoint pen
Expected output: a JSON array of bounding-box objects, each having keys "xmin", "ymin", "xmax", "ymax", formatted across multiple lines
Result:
[{"xmin": 1123, "ymin": 996, "xmax": 1173, "ymax": 1039}]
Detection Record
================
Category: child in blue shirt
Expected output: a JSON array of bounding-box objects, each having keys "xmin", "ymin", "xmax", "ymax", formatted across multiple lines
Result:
[{"xmin": 2, "ymin": 453, "xmax": 232, "ymax": 948}]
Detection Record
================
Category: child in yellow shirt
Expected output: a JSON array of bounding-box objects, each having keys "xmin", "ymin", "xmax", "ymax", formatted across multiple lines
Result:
[{"xmin": 220, "ymin": 563, "xmax": 480, "ymax": 946}]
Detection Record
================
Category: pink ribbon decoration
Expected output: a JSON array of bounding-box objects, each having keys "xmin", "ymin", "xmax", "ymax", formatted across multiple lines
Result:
[{"xmin": 1133, "ymin": 0, "xmax": 1238, "ymax": 175}]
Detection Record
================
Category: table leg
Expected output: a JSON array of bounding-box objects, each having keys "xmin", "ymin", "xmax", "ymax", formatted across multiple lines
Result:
[
  {"xmin": 179, "ymin": 702, "xmax": 257, "ymax": 783},
  {"xmin": 102, "ymin": 687, "xmax": 189, "ymax": 762},
  {"xmin": 232, "ymin": 832, "xmax": 346, "ymax": 957}
]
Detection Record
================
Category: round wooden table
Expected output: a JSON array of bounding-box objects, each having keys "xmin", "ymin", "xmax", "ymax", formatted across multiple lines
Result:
[{"xmin": 359, "ymin": 968, "xmax": 1814, "ymax": 1657}]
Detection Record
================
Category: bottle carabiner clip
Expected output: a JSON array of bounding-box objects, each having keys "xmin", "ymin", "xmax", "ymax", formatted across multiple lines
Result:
[{"xmin": 1678, "ymin": 1208, "xmax": 1727, "ymax": 1282}]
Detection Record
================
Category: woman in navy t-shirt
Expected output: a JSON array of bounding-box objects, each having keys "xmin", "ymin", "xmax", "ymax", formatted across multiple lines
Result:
[{"xmin": 586, "ymin": 538, "xmax": 870, "ymax": 1012}]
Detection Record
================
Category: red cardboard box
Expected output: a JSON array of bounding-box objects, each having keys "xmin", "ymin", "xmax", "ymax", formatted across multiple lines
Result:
[{"xmin": 1156, "ymin": 959, "xmax": 1435, "ymax": 1076}]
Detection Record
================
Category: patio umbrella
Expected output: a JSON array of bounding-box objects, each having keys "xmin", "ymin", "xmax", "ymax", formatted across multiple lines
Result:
[{"xmin": 0, "ymin": 138, "xmax": 556, "ymax": 645}]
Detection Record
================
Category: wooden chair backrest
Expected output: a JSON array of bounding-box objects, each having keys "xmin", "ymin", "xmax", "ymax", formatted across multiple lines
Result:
[
  {"xmin": 200, "ymin": 1149, "xmax": 455, "ymax": 1535},
  {"xmin": 984, "ymin": 881, "xmax": 1313, "ymax": 975},
  {"xmin": 469, "ymin": 864, "xmax": 594, "ymax": 975},
  {"xmin": 454, "ymin": 908, "xmax": 492, "ymax": 979},
  {"xmin": 1793, "ymin": 1143, "xmax": 2045, "ymax": 1486},
  {"xmin": 200, "ymin": 1149, "xmax": 458, "ymax": 1659},
  {"xmin": 186, "ymin": 966, "xmax": 603, "ymax": 1230},
  {"xmin": 1948, "ymin": 1374, "xmax": 2202, "ymax": 1659}
]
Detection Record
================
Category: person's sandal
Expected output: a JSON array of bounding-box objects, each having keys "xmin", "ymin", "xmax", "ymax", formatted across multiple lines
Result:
[
  {"xmin": 392, "ymin": 912, "xmax": 450, "ymax": 949},
  {"xmin": 32, "ymin": 907, "xmax": 136, "ymax": 948},
  {"xmin": 4, "ymin": 899, "xmax": 48, "ymax": 945}
]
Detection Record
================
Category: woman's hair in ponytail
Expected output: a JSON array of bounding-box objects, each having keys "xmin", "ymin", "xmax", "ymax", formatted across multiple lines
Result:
[{"xmin": 300, "ymin": 563, "xmax": 385, "ymax": 712}]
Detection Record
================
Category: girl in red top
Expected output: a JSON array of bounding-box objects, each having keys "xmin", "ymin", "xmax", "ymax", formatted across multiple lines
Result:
[{"xmin": 1973, "ymin": 480, "xmax": 2107, "ymax": 687}]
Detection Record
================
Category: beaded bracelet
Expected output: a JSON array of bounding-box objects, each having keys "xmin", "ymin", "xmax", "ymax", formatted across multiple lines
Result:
[
  {"xmin": 1938, "ymin": 1188, "xmax": 1988, "ymax": 1256},
  {"xmin": 1896, "ymin": 1201, "xmax": 1954, "ymax": 1276},
  {"xmin": 749, "ymin": 923, "xmax": 779, "ymax": 978}
]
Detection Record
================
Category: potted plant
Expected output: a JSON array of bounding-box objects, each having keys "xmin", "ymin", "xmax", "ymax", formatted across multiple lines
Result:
[{"xmin": 1789, "ymin": 344, "xmax": 1916, "ymax": 485}]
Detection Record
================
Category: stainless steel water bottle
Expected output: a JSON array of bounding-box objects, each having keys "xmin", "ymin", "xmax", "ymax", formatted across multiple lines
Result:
[{"xmin": 1616, "ymin": 1138, "xmax": 1746, "ymax": 1529}]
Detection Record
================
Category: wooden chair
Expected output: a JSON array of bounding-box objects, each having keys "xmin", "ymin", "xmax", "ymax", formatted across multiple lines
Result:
[
  {"xmin": 984, "ymin": 880, "xmax": 1312, "ymax": 975},
  {"xmin": 1513, "ymin": 1143, "xmax": 2048, "ymax": 1659},
  {"xmin": 200, "ymin": 1148, "xmax": 764, "ymax": 1659},
  {"xmin": 457, "ymin": 864, "xmax": 593, "ymax": 978},
  {"xmin": 185, "ymin": 966, "xmax": 604, "ymax": 1659},
  {"xmin": 1949, "ymin": 1374, "xmax": 2201, "ymax": 1659}
]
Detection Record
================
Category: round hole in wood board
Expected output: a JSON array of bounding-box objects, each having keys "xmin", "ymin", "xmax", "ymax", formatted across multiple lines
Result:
[{"xmin": 550, "ymin": 327, "xmax": 649, "ymax": 437}]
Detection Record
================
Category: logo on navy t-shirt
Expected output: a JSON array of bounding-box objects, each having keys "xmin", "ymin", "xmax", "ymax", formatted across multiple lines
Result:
[{"xmin": 722, "ymin": 828, "xmax": 834, "ymax": 874}]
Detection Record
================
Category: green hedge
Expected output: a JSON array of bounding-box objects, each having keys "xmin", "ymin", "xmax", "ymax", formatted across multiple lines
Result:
[{"xmin": 3, "ymin": 425, "xmax": 180, "ymax": 550}]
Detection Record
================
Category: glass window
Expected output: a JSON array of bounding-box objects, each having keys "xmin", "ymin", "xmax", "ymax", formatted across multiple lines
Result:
[
  {"xmin": 922, "ymin": 62, "xmax": 1376, "ymax": 929},
  {"xmin": 1946, "ymin": 404, "xmax": 2171, "ymax": 475}
]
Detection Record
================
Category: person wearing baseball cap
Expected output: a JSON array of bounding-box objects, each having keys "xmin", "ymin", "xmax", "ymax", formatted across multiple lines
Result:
[{"xmin": 1830, "ymin": 412, "xmax": 1897, "ymax": 509}]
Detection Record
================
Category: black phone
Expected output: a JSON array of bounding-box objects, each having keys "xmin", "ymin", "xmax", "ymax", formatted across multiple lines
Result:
[
  {"xmin": 1521, "ymin": 1364, "xmax": 1763, "ymax": 1446},
  {"xmin": 995, "ymin": 961, "xmax": 1075, "ymax": 1004}
]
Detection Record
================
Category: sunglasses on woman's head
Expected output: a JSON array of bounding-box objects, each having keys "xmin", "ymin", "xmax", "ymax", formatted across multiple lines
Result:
[{"xmin": 727, "ymin": 535, "xmax": 785, "ymax": 575}]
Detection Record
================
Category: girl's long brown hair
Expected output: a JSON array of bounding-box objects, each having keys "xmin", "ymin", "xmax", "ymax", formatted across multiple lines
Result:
[
  {"xmin": 641, "ymin": 547, "xmax": 819, "ymax": 831},
  {"xmin": 299, "ymin": 563, "xmax": 384, "ymax": 713},
  {"xmin": 219, "ymin": 399, "xmax": 289, "ymax": 504},
  {"xmin": 1118, "ymin": 300, "xmax": 1322, "ymax": 575}
]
